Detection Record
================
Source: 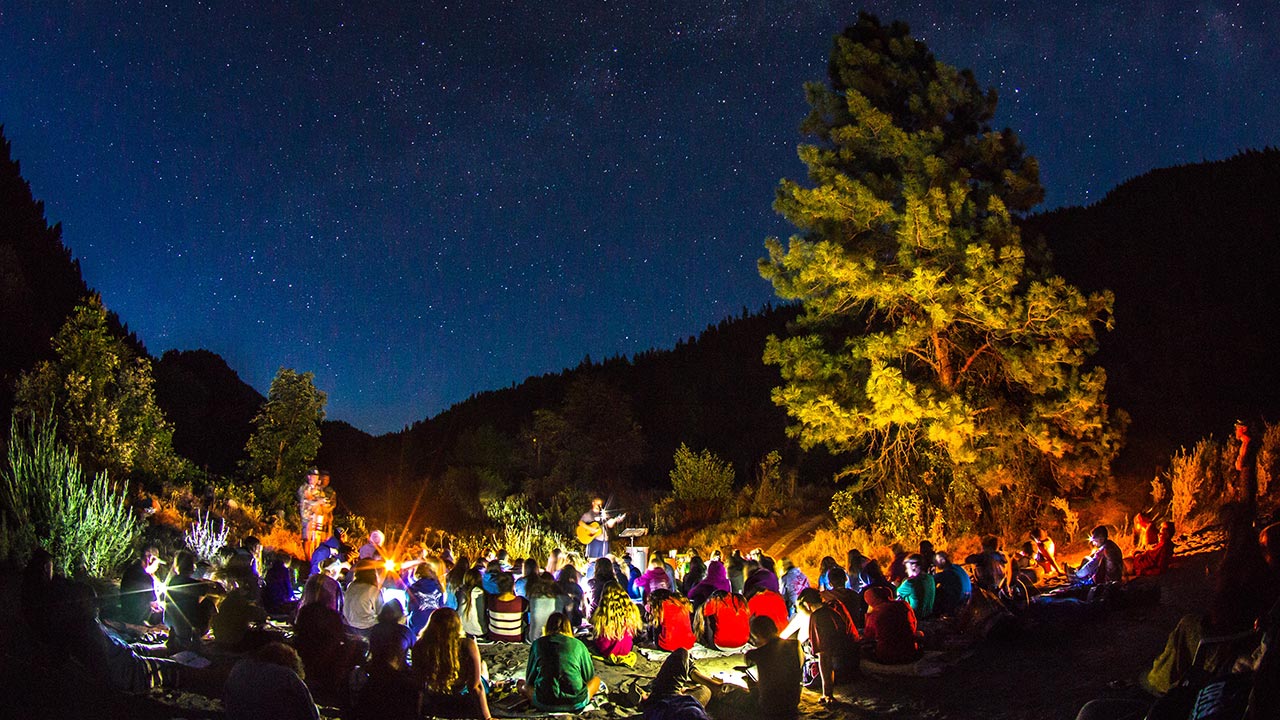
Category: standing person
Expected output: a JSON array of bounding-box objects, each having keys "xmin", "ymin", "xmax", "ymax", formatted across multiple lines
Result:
[
  {"xmin": 779, "ymin": 559, "xmax": 810, "ymax": 616},
  {"xmin": 298, "ymin": 468, "xmax": 324, "ymax": 559},
  {"xmin": 522, "ymin": 613, "xmax": 602, "ymax": 714},
  {"xmin": 727, "ymin": 550, "xmax": 747, "ymax": 595},
  {"xmin": 798, "ymin": 588, "xmax": 860, "ymax": 705},
  {"xmin": 119, "ymin": 546, "xmax": 165, "ymax": 626},
  {"xmin": 578, "ymin": 496, "xmax": 624, "ymax": 560},
  {"xmin": 1235, "ymin": 419, "xmax": 1259, "ymax": 517}
]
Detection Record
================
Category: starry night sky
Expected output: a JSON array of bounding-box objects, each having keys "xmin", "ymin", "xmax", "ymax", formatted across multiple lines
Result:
[{"xmin": 1, "ymin": 1, "xmax": 1275, "ymax": 434}]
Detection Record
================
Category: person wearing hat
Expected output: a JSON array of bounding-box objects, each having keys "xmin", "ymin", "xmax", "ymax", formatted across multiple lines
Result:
[{"xmin": 120, "ymin": 546, "xmax": 166, "ymax": 625}]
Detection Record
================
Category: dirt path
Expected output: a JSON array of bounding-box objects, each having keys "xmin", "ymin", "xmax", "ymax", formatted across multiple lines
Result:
[{"xmin": 766, "ymin": 513, "xmax": 827, "ymax": 559}]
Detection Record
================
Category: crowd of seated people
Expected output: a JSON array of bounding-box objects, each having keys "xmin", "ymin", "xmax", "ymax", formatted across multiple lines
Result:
[{"xmin": 23, "ymin": 503, "xmax": 1239, "ymax": 720}]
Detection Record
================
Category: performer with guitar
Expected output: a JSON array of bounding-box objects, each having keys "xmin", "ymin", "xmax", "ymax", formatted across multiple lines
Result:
[{"xmin": 577, "ymin": 496, "xmax": 625, "ymax": 560}]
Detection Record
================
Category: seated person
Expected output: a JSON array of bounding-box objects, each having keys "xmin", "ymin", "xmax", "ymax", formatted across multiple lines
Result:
[
  {"xmin": 164, "ymin": 550, "xmax": 223, "ymax": 650},
  {"xmin": 820, "ymin": 567, "xmax": 866, "ymax": 625},
  {"xmin": 118, "ymin": 547, "xmax": 165, "ymax": 626},
  {"xmin": 797, "ymin": 588, "xmax": 860, "ymax": 705},
  {"xmin": 965, "ymin": 537, "xmax": 1008, "ymax": 594},
  {"xmin": 413, "ymin": 607, "xmax": 491, "ymax": 720},
  {"xmin": 895, "ymin": 554, "xmax": 935, "ymax": 618},
  {"xmin": 642, "ymin": 647, "xmax": 724, "ymax": 720},
  {"xmin": 1128, "ymin": 522, "xmax": 1176, "ymax": 577},
  {"xmin": 1075, "ymin": 526, "xmax": 1125, "ymax": 586},
  {"xmin": 747, "ymin": 586, "xmax": 789, "ymax": 638},
  {"xmin": 590, "ymin": 581, "xmax": 642, "ymax": 664},
  {"xmin": 223, "ymin": 642, "xmax": 321, "ymax": 720},
  {"xmin": 647, "ymin": 589, "xmax": 696, "ymax": 652},
  {"xmin": 743, "ymin": 559, "xmax": 781, "ymax": 596},
  {"xmin": 486, "ymin": 572, "xmax": 528, "ymax": 643},
  {"xmin": 343, "ymin": 563, "xmax": 384, "ymax": 635},
  {"xmin": 523, "ymin": 612, "xmax": 601, "ymax": 713},
  {"xmin": 1030, "ymin": 528, "xmax": 1064, "ymax": 576},
  {"xmin": 1131, "ymin": 512, "xmax": 1159, "ymax": 553},
  {"xmin": 1012, "ymin": 542, "xmax": 1044, "ymax": 586},
  {"xmin": 697, "ymin": 590, "xmax": 752, "ymax": 651},
  {"xmin": 846, "ymin": 549, "xmax": 890, "ymax": 593},
  {"xmin": 636, "ymin": 556, "xmax": 673, "ymax": 600},
  {"xmin": 932, "ymin": 552, "xmax": 972, "ymax": 616},
  {"xmin": 742, "ymin": 616, "xmax": 802, "ymax": 719},
  {"xmin": 861, "ymin": 586, "xmax": 921, "ymax": 664},
  {"xmin": 263, "ymin": 552, "xmax": 301, "ymax": 617},
  {"xmin": 367, "ymin": 599, "xmax": 414, "ymax": 669}
]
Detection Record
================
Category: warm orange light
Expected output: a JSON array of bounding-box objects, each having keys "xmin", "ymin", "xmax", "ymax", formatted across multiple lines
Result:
[{"xmin": 384, "ymin": 559, "xmax": 397, "ymax": 572}]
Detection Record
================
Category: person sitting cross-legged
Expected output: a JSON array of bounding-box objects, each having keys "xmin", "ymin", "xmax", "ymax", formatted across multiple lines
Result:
[
  {"xmin": 895, "ymin": 554, "xmax": 935, "ymax": 619},
  {"xmin": 521, "ymin": 612, "xmax": 602, "ymax": 714}
]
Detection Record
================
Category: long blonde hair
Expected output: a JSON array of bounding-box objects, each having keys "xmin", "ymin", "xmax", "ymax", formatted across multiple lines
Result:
[
  {"xmin": 413, "ymin": 607, "xmax": 463, "ymax": 693},
  {"xmin": 590, "ymin": 581, "xmax": 641, "ymax": 641}
]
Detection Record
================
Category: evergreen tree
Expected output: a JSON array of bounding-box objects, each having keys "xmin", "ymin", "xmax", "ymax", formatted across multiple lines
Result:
[
  {"xmin": 759, "ymin": 14, "xmax": 1123, "ymax": 514},
  {"xmin": 15, "ymin": 296, "xmax": 184, "ymax": 483},
  {"xmin": 243, "ymin": 367, "xmax": 326, "ymax": 515}
]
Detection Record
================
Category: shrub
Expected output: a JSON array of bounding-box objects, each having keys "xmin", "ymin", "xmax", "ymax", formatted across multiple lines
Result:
[
  {"xmin": 1050, "ymin": 497, "xmax": 1080, "ymax": 543},
  {"xmin": 829, "ymin": 487, "xmax": 871, "ymax": 527},
  {"xmin": 1258, "ymin": 422, "xmax": 1280, "ymax": 506},
  {"xmin": 483, "ymin": 495, "xmax": 569, "ymax": 561},
  {"xmin": 184, "ymin": 508, "xmax": 229, "ymax": 563},
  {"xmin": 1167, "ymin": 437, "xmax": 1231, "ymax": 534},
  {"xmin": 874, "ymin": 491, "xmax": 926, "ymax": 544},
  {"xmin": 670, "ymin": 444, "xmax": 734, "ymax": 503},
  {"xmin": 0, "ymin": 418, "xmax": 142, "ymax": 576}
]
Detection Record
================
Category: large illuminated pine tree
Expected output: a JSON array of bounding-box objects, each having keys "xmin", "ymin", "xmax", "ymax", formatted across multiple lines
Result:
[{"xmin": 759, "ymin": 14, "xmax": 1123, "ymax": 510}]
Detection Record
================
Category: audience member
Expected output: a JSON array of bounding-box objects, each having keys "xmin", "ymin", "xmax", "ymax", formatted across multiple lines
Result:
[
  {"xmin": 895, "ymin": 554, "xmax": 935, "ymax": 618},
  {"xmin": 414, "ymin": 607, "xmax": 492, "ymax": 720},
  {"xmin": 698, "ymin": 590, "xmax": 752, "ymax": 651},
  {"xmin": 523, "ymin": 612, "xmax": 601, "ymax": 713},
  {"xmin": 223, "ymin": 642, "xmax": 319, "ymax": 720},
  {"xmin": 798, "ymin": 588, "xmax": 859, "ymax": 705},
  {"xmin": 861, "ymin": 586, "xmax": 920, "ymax": 664},
  {"xmin": 932, "ymin": 551, "xmax": 972, "ymax": 616},
  {"xmin": 591, "ymin": 581, "xmax": 643, "ymax": 664},
  {"xmin": 648, "ymin": 589, "xmax": 697, "ymax": 652},
  {"xmin": 742, "ymin": 616, "xmax": 802, "ymax": 719},
  {"xmin": 487, "ymin": 572, "xmax": 528, "ymax": 643}
]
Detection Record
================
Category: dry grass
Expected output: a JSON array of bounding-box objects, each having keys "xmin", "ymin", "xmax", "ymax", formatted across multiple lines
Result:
[{"xmin": 259, "ymin": 525, "xmax": 304, "ymax": 561}]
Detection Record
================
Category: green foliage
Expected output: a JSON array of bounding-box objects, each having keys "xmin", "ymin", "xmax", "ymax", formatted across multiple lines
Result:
[
  {"xmin": 758, "ymin": 13, "xmax": 1123, "ymax": 508},
  {"xmin": 736, "ymin": 450, "xmax": 795, "ymax": 518},
  {"xmin": 522, "ymin": 377, "xmax": 645, "ymax": 492},
  {"xmin": 243, "ymin": 367, "xmax": 326, "ymax": 515},
  {"xmin": 14, "ymin": 296, "xmax": 186, "ymax": 483},
  {"xmin": 669, "ymin": 443, "xmax": 735, "ymax": 504},
  {"xmin": 482, "ymin": 494, "xmax": 570, "ymax": 561},
  {"xmin": 1, "ymin": 417, "xmax": 142, "ymax": 576},
  {"xmin": 829, "ymin": 486, "xmax": 871, "ymax": 526},
  {"xmin": 873, "ymin": 490, "xmax": 926, "ymax": 544}
]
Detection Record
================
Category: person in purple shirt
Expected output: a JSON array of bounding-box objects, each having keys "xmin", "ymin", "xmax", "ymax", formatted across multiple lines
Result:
[
  {"xmin": 688, "ymin": 560, "xmax": 731, "ymax": 607},
  {"xmin": 636, "ymin": 556, "xmax": 673, "ymax": 601}
]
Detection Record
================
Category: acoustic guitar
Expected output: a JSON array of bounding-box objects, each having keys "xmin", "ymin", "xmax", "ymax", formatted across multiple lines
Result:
[{"xmin": 576, "ymin": 513, "xmax": 625, "ymax": 545}]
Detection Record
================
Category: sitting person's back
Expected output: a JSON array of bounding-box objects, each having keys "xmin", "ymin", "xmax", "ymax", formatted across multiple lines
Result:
[
  {"xmin": 747, "ymin": 587, "xmax": 789, "ymax": 637},
  {"xmin": 862, "ymin": 586, "xmax": 920, "ymax": 664},
  {"xmin": 525, "ymin": 613, "xmax": 601, "ymax": 713},
  {"xmin": 648, "ymin": 590, "xmax": 696, "ymax": 652},
  {"xmin": 590, "ymin": 581, "xmax": 642, "ymax": 662},
  {"xmin": 698, "ymin": 591, "xmax": 751, "ymax": 650},
  {"xmin": 743, "ymin": 616, "xmax": 802, "ymax": 719},
  {"xmin": 223, "ymin": 642, "xmax": 319, "ymax": 720},
  {"xmin": 413, "ymin": 608, "xmax": 491, "ymax": 719},
  {"xmin": 932, "ymin": 552, "xmax": 972, "ymax": 616},
  {"xmin": 486, "ymin": 572, "xmax": 528, "ymax": 642},
  {"xmin": 965, "ymin": 537, "xmax": 1007, "ymax": 593},
  {"xmin": 894, "ymin": 554, "xmax": 935, "ymax": 618}
]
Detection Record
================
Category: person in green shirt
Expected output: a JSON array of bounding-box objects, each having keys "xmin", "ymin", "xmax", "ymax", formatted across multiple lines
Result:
[
  {"xmin": 895, "ymin": 554, "xmax": 935, "ymax": 618},
  {"xmin": 520, "ymin": 612, "xmax": 602, "ymax": 713}
]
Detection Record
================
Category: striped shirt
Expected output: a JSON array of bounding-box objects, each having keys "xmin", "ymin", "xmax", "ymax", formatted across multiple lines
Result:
[{"xmin": 487, "ymin": 595, "xmax": 528, "ymax": 642}]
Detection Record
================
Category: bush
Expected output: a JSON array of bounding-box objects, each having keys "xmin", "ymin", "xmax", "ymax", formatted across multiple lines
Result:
[
  {"xmin": 669, "ymin": 444, "xmax": 735, "ymax": 504},
  {"xmin": 874, "ymin": 491, "xmax": 927, "ymax": 544},
  {"xmin": 1258, "ymin": 422, "xmax": 1280, "ymax": 510},
  {"xmin": 0, "ymin": 418, "xmax": 142, "ymax": 576},
  {"xmin": 1050, "ymin": 497, "xmax": 1080, "ymax": 543},
  {"xmin": 1167, "ymin": 437, "xmax": 1231, "ymax": 534},
  {"xmin": 184, "ymin": 508, "xmax": 229, "ymax": 563},
  {"xmin": 483, "ymin": 495, "xmax": 569, "ymax": 561}
]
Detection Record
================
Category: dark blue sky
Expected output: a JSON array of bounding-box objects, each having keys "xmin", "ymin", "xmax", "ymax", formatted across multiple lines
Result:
[{"xmin": 2, "ymin": 1, "xmax": 1275, "ymax": 434}]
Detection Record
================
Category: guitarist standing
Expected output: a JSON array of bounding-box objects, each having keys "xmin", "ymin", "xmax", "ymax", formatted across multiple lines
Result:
[{"xmin": 578, "ymin": 496, "xmax": 624, "ymax": 560}]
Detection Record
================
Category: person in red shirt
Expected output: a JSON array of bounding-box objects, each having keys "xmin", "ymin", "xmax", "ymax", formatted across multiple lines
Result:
[
  {"xmin": 747, "ymin": 587, "xmax": 789, "ymax": 637},
  {"xmin": 1128, "ymin": 521, "xmax": 1176, "ymax": 577},
  {"xmin": 860, "ymin": 586, "xmax": 920, "ymax": 664},
  {"xmin": 697, "ymin": 591, "xmax": 751, "ymax": 650},
  {"xmin": 647, "ymin": 589, "xmax": 696, "ymax": 652}
]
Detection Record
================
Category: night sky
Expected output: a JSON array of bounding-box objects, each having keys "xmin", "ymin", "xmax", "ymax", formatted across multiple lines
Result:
[{"xmin": 1, "ymin": 2, "xmax": 1275, "ymax": 434}]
